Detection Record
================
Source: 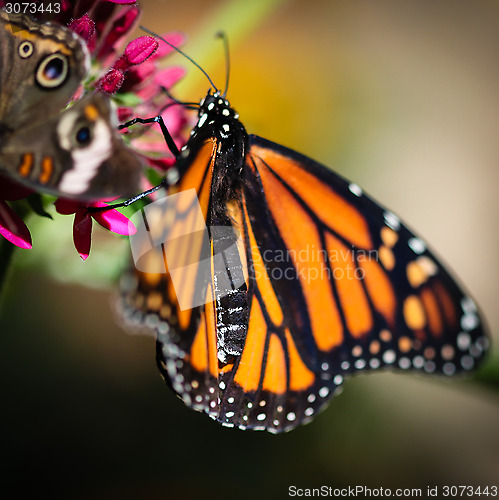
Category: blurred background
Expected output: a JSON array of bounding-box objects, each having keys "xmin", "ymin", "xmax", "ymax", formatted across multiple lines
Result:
[{"xmin": 1, "ymin": 0, "xmax": 498, "ymax": 497}]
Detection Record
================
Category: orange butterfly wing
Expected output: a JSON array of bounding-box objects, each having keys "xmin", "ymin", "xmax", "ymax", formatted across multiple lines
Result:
[
  {"xmin": 205, "ymin": 135, "xmax": 487, "ymax": 432},
  {"xmin": 121, "ymin": 129, "xmax": 487, "ymax": 433},
  {"xmin": 244, "ymin": 136, "xmax": 487, "ymax": 371}
]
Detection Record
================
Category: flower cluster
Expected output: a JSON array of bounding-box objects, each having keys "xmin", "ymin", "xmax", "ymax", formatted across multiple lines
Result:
[{"xmin": 0, "ymin": 0, "xmax": 187, "ymax": 259}]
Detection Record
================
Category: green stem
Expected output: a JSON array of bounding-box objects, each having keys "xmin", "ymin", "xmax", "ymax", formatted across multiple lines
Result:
[
  {"xmin": 473, "ymin": 352, "xmax": 499, "ymax": 390},
  {"xmin": 0, "ymin": 237, "xmax": 16, "ymax": 301}
]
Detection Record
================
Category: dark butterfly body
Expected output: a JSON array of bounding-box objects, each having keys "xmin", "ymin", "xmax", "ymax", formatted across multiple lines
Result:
[
  {"xmin": 121, "ymin": 89, "xmax": 489, "ymax": 433},
  {"xmin": 0, "ymin": 10, "xmax": 141, "ymax": 200}
]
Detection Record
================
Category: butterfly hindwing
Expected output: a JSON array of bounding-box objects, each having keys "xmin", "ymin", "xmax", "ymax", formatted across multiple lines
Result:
[{"xmin": 1, "ymin": 93, "xmax": 142, "ymax": 199}]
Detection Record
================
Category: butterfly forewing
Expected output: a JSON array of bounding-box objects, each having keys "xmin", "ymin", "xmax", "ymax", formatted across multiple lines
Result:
[{"xmin": 0, "ymin": 10, "xmax": 89, "ymax": 129}]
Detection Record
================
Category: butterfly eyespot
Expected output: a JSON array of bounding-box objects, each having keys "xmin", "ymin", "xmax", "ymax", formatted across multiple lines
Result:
[
  {"xmin": 36, "ymin": 53, "xmax": 69, "ymax": 89},
  {"xmin": 75, "ymin": 126, "xmax": 91, "ymax": 146},
  {"xmin": 18, "ymin": 41, "xmax": 33, "ymax": 59}
]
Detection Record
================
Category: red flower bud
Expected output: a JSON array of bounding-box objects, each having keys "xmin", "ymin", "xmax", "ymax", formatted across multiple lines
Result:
[
  {"xmin": 68, "ymin": 14, "xmax": 95, "ymax": 42},
  {"xmin": 98, "ymin": 68, "xmax": 125, "ymax": 94},
  {"xmin": 125, "ymin": 36, "xmax": 159, "ymax": 65}
]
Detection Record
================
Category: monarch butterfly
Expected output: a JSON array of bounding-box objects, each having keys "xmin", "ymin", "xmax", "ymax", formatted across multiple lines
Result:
[{"xmin": 119, "ymin": 38, "xmax": 489, "ymax": 434}]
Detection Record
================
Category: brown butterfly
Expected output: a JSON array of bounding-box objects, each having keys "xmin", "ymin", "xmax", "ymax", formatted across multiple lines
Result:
[{"xmin": 0, "ymin": 10, "xmax": 142, "ymax": 200}]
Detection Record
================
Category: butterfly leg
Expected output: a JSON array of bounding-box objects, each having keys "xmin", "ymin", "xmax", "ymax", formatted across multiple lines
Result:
[
  {"xmin": 119, "ymin": 115, "xmax": 180, "ymax": 158},
  {"xmin": 89, "ymin": 115, "xmax": 181, "ymax": 212}
]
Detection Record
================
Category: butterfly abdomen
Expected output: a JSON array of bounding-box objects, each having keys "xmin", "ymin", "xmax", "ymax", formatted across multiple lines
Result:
[{"xmin": 210, "ymin": 217, "xmax": 249, "ymax": 363}]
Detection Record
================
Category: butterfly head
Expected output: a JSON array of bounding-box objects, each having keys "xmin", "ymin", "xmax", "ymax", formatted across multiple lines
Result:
[
  {"xmin": 176, "ymin": 90, "xmax": 248, "ymax": 197},
  {"xmin": 191, "ymin": 90, "xmax": 243, "ymax": 141}
]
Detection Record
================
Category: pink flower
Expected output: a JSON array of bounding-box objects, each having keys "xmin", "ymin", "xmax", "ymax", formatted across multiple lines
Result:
[
  {"xmin": 0, "ymin": 176, "xmax": 33, "ymax": 249},
  {"xmin": 55, "ymin": 199, "xmax": 136, "ymax": 260},
  {"xmin": 0, "ymin": 0, "xmax": 188, "ymax": 257}
]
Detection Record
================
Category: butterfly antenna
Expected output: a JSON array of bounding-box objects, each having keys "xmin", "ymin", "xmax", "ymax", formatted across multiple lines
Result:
[
  {"xmin": 140, "ymin": 25, "xmax": 219, "ymax": 93},
  {"xmin": 216, "ymin": 31, "xmax": 230, "ymax": 97}
]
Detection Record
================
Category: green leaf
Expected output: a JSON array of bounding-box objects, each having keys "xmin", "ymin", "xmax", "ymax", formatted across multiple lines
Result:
[{"xmin": 27, "ymin": 193, "xmax": 53, "ymax": 220}]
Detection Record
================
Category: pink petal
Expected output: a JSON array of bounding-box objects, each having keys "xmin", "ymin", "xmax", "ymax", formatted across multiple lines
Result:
[
  {"xmin": 59, "ymin": 0, "xmax": 75, "ymax": 13},
  {"xmin": 97, "ymin": 6, "xmax": 140, "ymax": 60},
  {"xmin": 54, "ymin": 198, "xmax": 79, "ymax": 215},
  {"xmin": 153, "ymin": 32, "xmax": 185, "ymax": 59},
  {"xmin": 119, "ymin": 61, "xmax": 155, "ymax": 92},
  {"xmin": 127, "ymin": 60, "xmax": 156, "ymax": 82},
  {"xmin": 0, "ymin": 201, "xmax": 32, "ymax": 249},
  {"xmin": 117, "ymin": 107, "xmax": 134, "ymax": 122},
  {"xmin": 92, "ymin": 1, "xmax": 116, "ymax": 51},
  {"xmin": 154, "ymin": 66, "xmax": 186, "ymax": 89},
  {"xmin": 125, "ymin": 36, "xmax": 159, "ymax": 65},
  {"xmin": 146, "ymin": 157, "xmax": 176, "ymax": 172},
  {"xmin": 106, "ymin": 0, "xmax": 137, "ymax": 4},
  {"xmin": 93, "ymin": 208, "xmax": 136, "ymax": 235},
  {"xmin": 73, "ymin": 210, "xmax": 93, "ymax": 260},
  {"xmin": 0, "ymin": 173, "xmax": 33, "ymax": 201},
  {"xmin": 135, "ymin": 83, "xmax": 161, "ymax": 101},
  {"xmin": 161, "ymin": 105, "xmax": 189, "ymax": 137}
]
